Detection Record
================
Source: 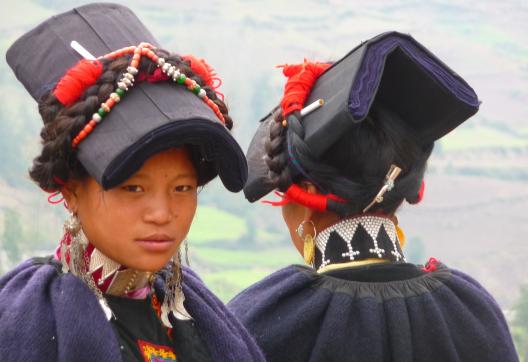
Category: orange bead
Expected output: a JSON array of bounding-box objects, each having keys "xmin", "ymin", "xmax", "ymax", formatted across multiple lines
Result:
[
  {"xmin": 79, "ymin": 130, "xmax": 87, "ymax": 139},
  {"xmin": 131, "ymin": 61, "xmax": 139, "ymax": 69},
  {"xmin": 85, "ymin": 125, "xmax": 93, "ymax": 133},
  {"xmin": 106, "ymin": 98, "xmax": 116, "ymax": 108}
]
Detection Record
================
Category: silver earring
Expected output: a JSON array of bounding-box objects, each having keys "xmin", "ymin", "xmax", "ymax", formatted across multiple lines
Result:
[
  {"xmin": 160, "ymin": 251, "xmax": 184, "ymax": 328},
  {"xmin": 184, "ymin": 239, "xmax": 190, "ymax": 266},
  {"xmin": 62, "ymin": 213, "xmax": 113, "ymax": 320}
]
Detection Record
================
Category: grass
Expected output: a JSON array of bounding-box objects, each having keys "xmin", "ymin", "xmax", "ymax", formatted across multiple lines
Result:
[
  {"xmin": 193, "ymin": 246, "xmax": 300, "ymax": 269},
  {"xmin": 187, "ymin": 206, "xmax": 247, "ymax": 244}
]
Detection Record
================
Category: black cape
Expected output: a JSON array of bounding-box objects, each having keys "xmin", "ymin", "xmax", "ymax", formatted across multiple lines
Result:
[{"xmin": 228, "ymin": 262, "xmax": 518, "ymax": 362}]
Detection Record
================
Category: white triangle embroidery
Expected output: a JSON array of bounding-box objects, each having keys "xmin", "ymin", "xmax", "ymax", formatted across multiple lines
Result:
[{"xmin": 89, "ymin": 249, "xmax": 121, "ymax": 282}]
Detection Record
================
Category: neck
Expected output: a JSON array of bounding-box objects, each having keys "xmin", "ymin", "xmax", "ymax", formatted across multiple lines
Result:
[
  {"xmin": 56, "ymin": 233, "xmax": 153, "ymax": 298},
  {"xmin": 313, "ymin": 214, "xmax": 405, "ymax": 271}
]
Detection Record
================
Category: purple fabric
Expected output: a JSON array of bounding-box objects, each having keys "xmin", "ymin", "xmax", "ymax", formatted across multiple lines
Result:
[
  {"xmin": 0, "ymin": 258, "xmax": 264, "ymax": 361},
  {"xmin": 229, "ymin": 263, "xmax": 518, "ymax": 362},
  {"xmin": 349, "ymin": 34, "xmax": 480, "ymax": 120}
]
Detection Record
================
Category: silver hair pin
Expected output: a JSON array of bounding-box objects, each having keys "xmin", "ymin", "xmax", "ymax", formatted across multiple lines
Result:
[
  {"xmin": 70, "ymin": 40, "xmax": 96, "ymax": 60},
  {"xmin": 363, "ymin": 164, "xmax": 402, "ymax": 213},
  {"xmin": 300, "ymin": 99, "xmax": 324, "ymax": 117}
]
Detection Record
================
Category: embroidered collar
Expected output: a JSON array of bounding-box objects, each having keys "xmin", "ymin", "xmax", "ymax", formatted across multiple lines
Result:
[
  {"xmin": 55, "ymin": 240, "xmax": 153, "ymax": 298},
  {"xmin": 314, "ymin": 215, "xmax": 405, "ymax": 272}
]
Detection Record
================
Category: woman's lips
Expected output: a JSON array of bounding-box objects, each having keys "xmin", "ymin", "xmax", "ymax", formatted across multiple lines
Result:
[{"xmin": 135, "ymin": 234, "xmax": 175, "ymax": 252}]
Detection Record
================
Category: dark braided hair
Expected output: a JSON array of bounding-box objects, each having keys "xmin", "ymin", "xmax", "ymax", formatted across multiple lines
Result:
[
  {"xmin": 31, "ymin": 48, "xmax": 233, "ymax": 192},
  {"xmin": 265, "ymin": 101, "xmax": 433, "ymax": 216}
]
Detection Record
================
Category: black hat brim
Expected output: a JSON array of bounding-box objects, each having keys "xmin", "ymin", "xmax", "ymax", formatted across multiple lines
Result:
[{"xmin": 78, "ymin": 82, "xmax": 247, "ymax": 192}]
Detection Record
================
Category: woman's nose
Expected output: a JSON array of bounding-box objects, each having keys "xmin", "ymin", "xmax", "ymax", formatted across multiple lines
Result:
[{"xmin": 143, "ymin": 193, "xmax": 174, "ymax": 224}]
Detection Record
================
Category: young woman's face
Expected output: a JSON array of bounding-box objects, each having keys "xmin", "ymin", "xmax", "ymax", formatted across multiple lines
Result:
[{"xmin": 65, "ymin": 148, "xmax": 198, "ymax": 272}]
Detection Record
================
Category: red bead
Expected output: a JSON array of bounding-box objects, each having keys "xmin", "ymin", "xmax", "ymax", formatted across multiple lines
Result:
[
  {"xmin": 89, "ymin": 120, "xmax": 97, "ymax": 127},
  {"xmin": 106, "ymin": 98, "xmax": 116, "ymax": 108}
]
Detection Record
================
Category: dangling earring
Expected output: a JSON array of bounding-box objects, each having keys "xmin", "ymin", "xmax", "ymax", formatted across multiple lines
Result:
[
  {"xmin": 184, "ymin": 239, "xmax": 190, "ymax": 266},
  {"xmin": 61, "ymin": 213, "xmax": 113, "ymax": 320},
  {"xmin": 297, "ymin": 220, "xmax": 317, "ymax": 266},
  {"xmin": 160, "ymin": 251, "xmax": 185, "ymax": 328}
]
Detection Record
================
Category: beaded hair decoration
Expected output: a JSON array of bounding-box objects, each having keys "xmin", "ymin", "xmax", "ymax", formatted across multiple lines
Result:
[{"xmin": 52, "ymin": 42, "xmax": 225, "ymax": 148}]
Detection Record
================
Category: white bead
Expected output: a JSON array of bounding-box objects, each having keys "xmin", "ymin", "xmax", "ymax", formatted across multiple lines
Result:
[
  {"xmin": 117, "ymin": 82, "xmax": 128, "ymax": 91},
  {"xmin": 122, "ymin": 78, "xmax": 132, "ymax": 86},
  {"xmin": 127, "ymin": 66, "xmax": 138, "ymax": 75},
  {"xmin": 162, "ymin": 63, "xmax": 171, "ymax": 72},
  {"xmin": 172, "ymin": 70, "xmax": 181, "ymax": 81},
  {"xmin": 157, "ymin": 58, "xmax": 165, "ymax": 66},
  {"xmin": 109, "ymin": 93, "xmax": 120, "ymax": 103},
  {"xmin": 198, "ymin": 89, "xmax": 207, "ymax": 98},
  {"xmin": 93, "ymin": 113, "xmax": 102, "ymax": 123},
  {"xmin": 167, "ymin": 66, "xmax": 175, "ymax": 76}
]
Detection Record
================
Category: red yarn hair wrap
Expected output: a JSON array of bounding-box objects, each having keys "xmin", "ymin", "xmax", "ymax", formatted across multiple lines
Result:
[
  {"xmin": 277, "ymin": 60, "xmax": 330, "ymax": 117},
  {"xmin": 53, "ymin": 59, "xmax": 103, "ymax": 106},
  {"xmin": 263, "ymin": 60, "xmax": 338, "ymax": 212},
  {"xmin": 262, "ymin": 185, "xmax": 345, "ymax": 213}
]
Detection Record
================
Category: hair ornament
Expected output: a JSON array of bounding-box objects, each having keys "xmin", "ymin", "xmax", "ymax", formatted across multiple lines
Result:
[
  {"xmin": 363, "ymin": 164, "xmax": 402, "ymax": 213},
  {"xmin": 65, "ymin": 42, "xmax": 226, "ymax": 148}
]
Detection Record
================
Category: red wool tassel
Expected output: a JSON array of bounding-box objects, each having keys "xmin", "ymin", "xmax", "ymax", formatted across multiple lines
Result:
[
  {"xmin": 137, "ymin": 68, "xmax": 169, "ymax": 83},
  {"xmin": 423, "ymin": 257, "xmax": 439, "ymax": 272},
  {"xmin": 183, "ymin": 54, "xmax": 224, "ymax": 100},
  {"xmin": 408, "ymin": 180, "xmax": 426, "ymax": 204},
  {"xmin": 262, "ymin": 185, "xmax": 346, "ymax": 211},
  {"xmin": 53, "ymin": 59, "xmax": 103, "ymax": 106},
  {"xmin": 417, "ymin": 180, "xmax": 425, "ymax": 203},
  {"xmin": 261, "ymin": 191, "xmax": 292, "ymax": 207},
  {"xmin": 277, "ymin": 60, "xmax": 331, "ymax": 117}
]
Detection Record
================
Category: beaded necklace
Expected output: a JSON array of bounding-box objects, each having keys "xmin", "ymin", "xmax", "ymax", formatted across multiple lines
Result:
[
  {"xmin": 67, "ymin": 42, "xmax": 225, "ymax": 148},
  {"xmin": 314, "ymin": 215, "xmax": 406, "ymax": 272}
]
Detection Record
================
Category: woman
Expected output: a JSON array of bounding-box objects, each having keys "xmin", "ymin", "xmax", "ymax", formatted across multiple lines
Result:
[
  {"xmin": 228, "ymin": 32, "xmax": 518, "ymax": 361},
  {"xmin": 0, "ymin": 3, "xmax": 263, "ymax": 362}
]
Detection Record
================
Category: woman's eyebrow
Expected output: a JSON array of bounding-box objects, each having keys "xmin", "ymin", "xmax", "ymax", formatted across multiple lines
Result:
[{"xmin": 129, "ymin": 172, "xmax": 197, "ymax": 181}]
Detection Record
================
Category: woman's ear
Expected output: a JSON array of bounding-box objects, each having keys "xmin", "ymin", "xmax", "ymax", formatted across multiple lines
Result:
[
  {"xmin": 60, "ymin": 179, "xmax": 81, "ymax": 213},
  {"xmin": 302, "ymin": 182, "xmax": 319, "ymax": 222}
]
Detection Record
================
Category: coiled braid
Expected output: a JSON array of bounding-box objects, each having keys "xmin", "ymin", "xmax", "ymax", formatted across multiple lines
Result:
[
  {"xmin": 264, "ymin": 101, "xmax": 433, "ymax": 216},
  {"xmin": 31, "ymin": 48, "xmax": 232, "ymax": 192}
]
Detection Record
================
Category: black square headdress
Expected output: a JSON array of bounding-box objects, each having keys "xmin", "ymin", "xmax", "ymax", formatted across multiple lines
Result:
[
  {"xmin": 244, "ymin": 31, "xmax": 480, "ymax": 202},
  {"xmin": 6, "ymin": 3, "xmax": 247, "ymax": 192}
]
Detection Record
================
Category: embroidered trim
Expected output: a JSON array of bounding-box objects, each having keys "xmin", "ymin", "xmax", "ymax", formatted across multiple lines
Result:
[{"xmin": 314, "ymin": 215, "xmax": 405, "ymax": 271}]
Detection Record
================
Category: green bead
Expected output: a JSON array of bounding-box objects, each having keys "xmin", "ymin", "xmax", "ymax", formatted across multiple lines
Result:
[
  {"xmin": 116, "ymin": 88, "xmax": 125, "ymax": 97},
  {"xmin": 98, "ymin": 108, "xmax": 107, "ymax": 117},
  {"xmin": 177, "ymin": 74, "xmax": 186, "ymax": 84},
  {"xmin": 193, "ymin": 85, "xmax": 201, "ymax": 95}
]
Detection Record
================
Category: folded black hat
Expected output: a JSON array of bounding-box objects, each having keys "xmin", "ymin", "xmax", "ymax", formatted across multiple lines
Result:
[
  {"xmin": 6, "ymin": 3, "xmax": 247, "ymax": 192},
  {"xmin": 245, "ymin": 31, "xmax": 480, "ymax": 202}
]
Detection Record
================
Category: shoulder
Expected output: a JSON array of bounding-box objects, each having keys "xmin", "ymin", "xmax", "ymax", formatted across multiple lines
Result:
[
  {"xmin": 164, "ymin": 266, "xmax": 265, "ymax": 362},
  {"xmin": 0, "ymin": 257, "xmax": 61, "ymax": 307},
  {"xmin": 229, "ymin": 264, "xmax": 314, "ymax": 304}
]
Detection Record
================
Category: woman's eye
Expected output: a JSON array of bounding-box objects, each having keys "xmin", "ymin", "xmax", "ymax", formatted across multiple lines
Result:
[
  {"xmin": 121, "ymin": 185, "xmax": 144, "ymax": 193},
  {"xmin": 175, "ymin": 185, "xmax": 194, "ymax": 192}
]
